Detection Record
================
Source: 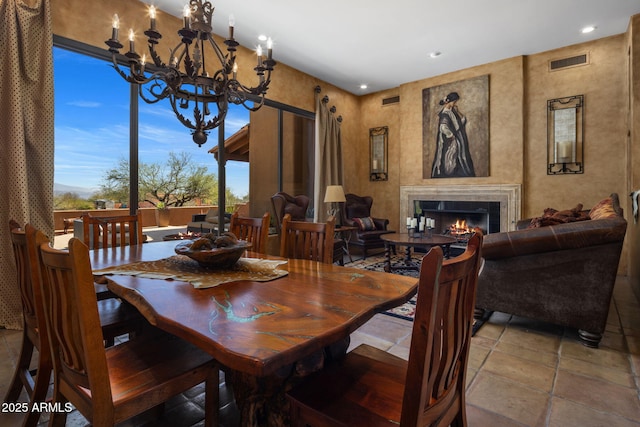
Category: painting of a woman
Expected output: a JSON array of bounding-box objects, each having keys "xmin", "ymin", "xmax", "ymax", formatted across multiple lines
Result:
[
  {"xmin": 431, "ymin": 92, "xmax": 475, "ymax": 177},
  {"xmin": 422, "ymin": 75, "xmax": 489, "ymax": 179}
]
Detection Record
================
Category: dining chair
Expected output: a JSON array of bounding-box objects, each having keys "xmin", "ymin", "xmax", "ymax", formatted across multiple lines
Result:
[
  {"xmin": 4, "ymin": 221, "xmax": 52, "ymax": 427},
  {"xmin": 229, "ymin": 211, "xmax": 270, "ymax": 254},
  {"xmin": 37, "ymin": 237, "xmax": 219, "ymax": 427},
  {"xmin": 280, "ymin": 214, "xmax": 335, "ymax": 264},
  {"xmin": 81, "ymin": 211, "xmax": 144, "ymax": 250},
  {"xmin": 286, "ymin": 232, "xmax": 483, "ymax": 427},
  {"xmin": 26, "ymin": 224, "xmax": 142, "ymax": 345}
]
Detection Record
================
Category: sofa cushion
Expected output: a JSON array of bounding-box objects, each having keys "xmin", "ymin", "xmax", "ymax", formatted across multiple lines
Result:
[
  {"xmin": 353, "ymin": 217, "xmax": 377, "ymax": 231},
  {"xmin": 589, "ymin": 197, "xmax": 617, "ymax": 220}
]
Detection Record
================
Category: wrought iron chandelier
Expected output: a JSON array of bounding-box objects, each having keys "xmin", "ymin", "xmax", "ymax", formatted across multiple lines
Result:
[{"xmin": 105, "ymin": 0, "xmax": 276, "ymax": 146}]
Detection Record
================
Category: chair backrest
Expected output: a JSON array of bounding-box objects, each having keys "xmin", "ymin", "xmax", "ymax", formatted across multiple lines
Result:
[
  {"xmin": 38, "ymin": 237, "xmax": 113, "ymax": 403},
  {"xmin": 341, "ymin": 193, "xmax": 374, "ymax": 224},
  {"xmin": 271, "ymin": 192, "xmax": 310, "ymax": 232},
  {"xmin": 9, "ymin": 221, "xmax": 49, "ymax": 350},
  {"xmin": 280, "ymin": 214, "xmax": 335, "ymax": 264},
  {"xmin": 81, "ymin": 211, "xmax": 143, "ymax": 249},
  {"xmin": 229, "ymin": 211, "xmax": 270, "ymax": 254},
  {"xmin": 401, "ymin": 232, "xmax": 483, "ymax": 426}
]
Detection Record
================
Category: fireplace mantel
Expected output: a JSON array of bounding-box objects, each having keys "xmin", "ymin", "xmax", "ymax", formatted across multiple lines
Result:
[{"xmin": 400, "ymin": 184, "xmax": 522, "ymax": 232}]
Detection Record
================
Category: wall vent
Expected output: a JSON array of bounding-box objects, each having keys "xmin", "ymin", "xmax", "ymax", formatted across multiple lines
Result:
[
  {"xmin": 382, "ymin": 95, "xmax": 400, "ymax": 106},
  {"xmin": 549, "ymin": 53, "xmax": 589, "ymax": 71}
]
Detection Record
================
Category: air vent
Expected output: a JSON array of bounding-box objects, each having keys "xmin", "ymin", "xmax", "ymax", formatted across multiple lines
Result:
[
  {"xmin": 549, "ymin": 53, "xmax": 589, "ymax": 71},
  {"xmin": 382, "ymin": 95, "xmax": 400, "ymax": 106}
]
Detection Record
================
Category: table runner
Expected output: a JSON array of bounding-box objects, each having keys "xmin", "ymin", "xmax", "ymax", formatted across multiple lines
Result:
[{"xmin": 93, "ymin": 255, "xmax": 288, "ymax": 289}]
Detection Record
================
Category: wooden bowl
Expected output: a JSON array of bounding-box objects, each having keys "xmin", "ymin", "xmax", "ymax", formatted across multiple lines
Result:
[{"xmin": 174, "ymin": 239, "xmax": 251, "ymax": 269}]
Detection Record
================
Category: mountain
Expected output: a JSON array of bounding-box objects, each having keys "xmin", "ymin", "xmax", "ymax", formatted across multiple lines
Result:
[{"xmin": 54, "ymin": 183, "xmax": 98, "ymax": 199}]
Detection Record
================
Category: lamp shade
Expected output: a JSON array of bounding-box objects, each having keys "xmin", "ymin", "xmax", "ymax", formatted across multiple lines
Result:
[{"xmin": 324, "ymin": 185, "xmax": 346, "ymax": 203}]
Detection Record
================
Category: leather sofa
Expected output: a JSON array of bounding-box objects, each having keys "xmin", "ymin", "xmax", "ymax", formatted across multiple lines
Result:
[
  {"xmin": 340, "ymin": 193, "xmax": 394, "ymax": 259},
  {"xmin": 475, "ymin": 193, "xmax": 627, "ymax": 347}
]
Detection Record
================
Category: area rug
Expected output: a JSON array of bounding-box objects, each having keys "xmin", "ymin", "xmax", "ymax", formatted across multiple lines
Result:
[{"xmin": 346, "ymin": 254, "xmax": 490, "ymax": 335}]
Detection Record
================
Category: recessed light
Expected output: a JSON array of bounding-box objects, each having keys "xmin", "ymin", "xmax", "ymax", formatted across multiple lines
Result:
[
  {"xmin": 581, "ymin": 26, "xmax": 596, "ymax": 34},
  {"xmin": 258, "ymin": 34, "xmax": 268, "ymax": 41},
  {"xmin": 360, "ymin": 84, "xmax": 368, "ymax": 90},
  {"xmin": 429, "ymin": 51, "xmax": 442, "ymax": 58}
]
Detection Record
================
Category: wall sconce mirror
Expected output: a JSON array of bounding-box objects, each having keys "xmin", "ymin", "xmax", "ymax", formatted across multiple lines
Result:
[
  {"xmin": 547, "ymin": 95, "xmax": 584, "ymax": 174},
  {"xmin": 370, "ymin": 126, "xmax": 388, "ymax": 181}
]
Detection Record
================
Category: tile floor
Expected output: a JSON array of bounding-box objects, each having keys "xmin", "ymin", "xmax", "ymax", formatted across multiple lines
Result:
[{"xmin": 1, "ymin": 272, "xmax": 639, "ymax": 426}]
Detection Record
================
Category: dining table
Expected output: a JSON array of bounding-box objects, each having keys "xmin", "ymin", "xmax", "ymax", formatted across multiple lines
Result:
[{"xmin": 90, "ymin": 240, "xmax": 418, "ymax": 426}]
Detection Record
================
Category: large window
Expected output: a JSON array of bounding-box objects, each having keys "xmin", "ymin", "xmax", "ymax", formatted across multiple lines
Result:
[{"xmin": 53, "ymin": 41, "xmax": 249, "ymax": 208}]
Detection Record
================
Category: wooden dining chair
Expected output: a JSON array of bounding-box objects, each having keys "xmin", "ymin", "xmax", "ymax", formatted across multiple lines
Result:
[
  {"xmin": 286, "ymin": 232, "xmax": 483, "ymax": 427},
  {"xmin": 4, "ymin": 221, "xmax": 52, "ymax": 427},
  {"xmin": 81, "ymin": 211, "xmax": 144, "ymax": 250},
  {"xmin": 229, "ymin": 211, "xmax": 270, "ymax": 254},
  {"xmin": 280, "ymin": 214, "xmax": 335, "ymax": 264},
  {"xmin": 37, "ymin": 237, "xmax": 219, "ymax": 427}
]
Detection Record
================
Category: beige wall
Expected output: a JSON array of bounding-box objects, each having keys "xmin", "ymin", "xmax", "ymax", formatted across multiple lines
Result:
[{"xmin": 52, "ymin": 1, "xmax": 638, "ymax": 281}]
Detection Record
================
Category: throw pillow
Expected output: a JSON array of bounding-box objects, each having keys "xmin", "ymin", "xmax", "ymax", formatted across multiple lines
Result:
[
  {"xmin": 527, "ymin": 203, "xmax": 589, "ymax": 228},
  {"xmin": 589, "ymin": 197, "xmax": 617, "ymax": 220},
  {"xmin": 353, "ymin": 217, "xmax": 377, "ymax": 231}
]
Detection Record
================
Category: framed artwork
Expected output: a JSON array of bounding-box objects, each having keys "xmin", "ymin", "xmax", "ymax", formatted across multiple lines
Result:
[{"xmin": 422, "ymin": 75, "xmax": 490, "ymax": 178}]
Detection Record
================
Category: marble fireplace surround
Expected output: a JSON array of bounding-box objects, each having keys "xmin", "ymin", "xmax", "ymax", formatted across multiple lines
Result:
[{"xmin": 399, "ymin": 184, "xmax": 522, "ymax": 233}]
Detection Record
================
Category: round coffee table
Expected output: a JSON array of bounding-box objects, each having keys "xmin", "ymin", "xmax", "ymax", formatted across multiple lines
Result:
[{"xmin": 380, "ymin": 233, "xmax": 457, "ymax": 273}]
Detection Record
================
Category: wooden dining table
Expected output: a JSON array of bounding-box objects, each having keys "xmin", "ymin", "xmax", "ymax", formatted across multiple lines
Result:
[{"xmin": 90, "ymin": 240, "xmax": 418, "ymax": 426}]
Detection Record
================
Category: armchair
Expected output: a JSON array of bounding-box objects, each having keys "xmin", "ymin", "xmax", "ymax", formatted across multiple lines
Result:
[
  {"xmin": 340, "ymin": 193, "xmax": 394, "ymax": 259},
  {"xmin": 271, "ymin": 192, "xmax": 310, "ymax": 232}
]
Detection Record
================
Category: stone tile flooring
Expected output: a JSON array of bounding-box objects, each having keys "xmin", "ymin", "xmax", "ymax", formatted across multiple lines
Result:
[{"xmin": 1, "ymin": 275, "xmax": 639, "ymax": 426}]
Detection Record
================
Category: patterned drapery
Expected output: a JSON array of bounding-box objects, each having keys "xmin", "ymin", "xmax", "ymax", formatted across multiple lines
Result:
[
  {"xmin": 0, "ymin": 0, "xmax": 54, "ymax": 328},
  {"xmin": 314, "ymin": 88, "xmax": 343, "ymax": 223}
]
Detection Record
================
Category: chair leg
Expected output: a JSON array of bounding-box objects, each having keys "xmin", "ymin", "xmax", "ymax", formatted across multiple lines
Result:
[
  {"xmin": 4, "ymin": 329, "xmax": 33, "ymax": 402},
  {"xmin": 203, "ymin": 365, "xmax": 220, "ymax": 427},
  {"xmin": 21, "ymin": 361, "xmax": 52, "ymax": 427},
  {"xmin": 48, "ymin": 385, "xmax": 68, "ymax": 427}
]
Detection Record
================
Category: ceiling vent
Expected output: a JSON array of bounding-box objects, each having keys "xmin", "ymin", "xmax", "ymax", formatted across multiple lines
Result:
[
  {"xmin": 549, "ymin": 53, "xmax": 589, "ymax": 72},
  {"xmin": 382, "ymin": 95, "xmax": 400, "ymax": 106}
]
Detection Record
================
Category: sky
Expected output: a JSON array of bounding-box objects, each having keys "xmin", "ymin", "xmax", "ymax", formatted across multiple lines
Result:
[{"xmin": 53, "ymin": 46, "xmax": 250, "ymax": 197}]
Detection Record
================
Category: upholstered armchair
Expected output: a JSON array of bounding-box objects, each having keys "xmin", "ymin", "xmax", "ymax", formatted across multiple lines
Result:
[
  {"xmin": 271, "ymin": 192, "xmax": 310, "ymax": 232},
  {"xmin": 340, "ymin": 193, "xmax": 394, "ymax": 259}
]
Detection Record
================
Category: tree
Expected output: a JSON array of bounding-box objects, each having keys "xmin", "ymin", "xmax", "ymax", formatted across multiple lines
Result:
[{"xmin": 100, "ymin": 152, "xmax": 218, "ymax": 207}]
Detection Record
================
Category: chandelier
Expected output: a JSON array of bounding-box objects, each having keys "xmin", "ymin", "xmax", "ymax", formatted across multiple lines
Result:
[{"xmin": 105, "ymin": 0, "xmax": 276, "ymax": 146}]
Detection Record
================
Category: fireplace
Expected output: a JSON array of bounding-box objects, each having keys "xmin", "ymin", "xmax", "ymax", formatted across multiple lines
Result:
[
  {"xmin": 400, "ymin": 185, "xmax": 522, "ymax": 234},
  {"xmin": 414, "ymin": 200, "xmax": 501, "ymax": 235}
]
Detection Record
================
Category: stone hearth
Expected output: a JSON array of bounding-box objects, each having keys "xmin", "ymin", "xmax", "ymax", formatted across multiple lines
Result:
[{"xmin": 399, "ymin": 185, "xmax": 522, "ymax": 233}]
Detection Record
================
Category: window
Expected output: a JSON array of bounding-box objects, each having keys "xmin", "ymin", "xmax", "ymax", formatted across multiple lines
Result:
[{"xmin": 53, "ymin": 40, "xmax": 249, "ymax": 209}]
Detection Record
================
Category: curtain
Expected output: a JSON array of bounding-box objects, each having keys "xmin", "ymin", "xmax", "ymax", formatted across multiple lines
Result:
[
  {"xmin": 0, "ymin": 0, "xmax": 54, "ymax": 329},
  {"xmin": 313, "ymin": 89, "xmax": 343, "ymax": 222}
]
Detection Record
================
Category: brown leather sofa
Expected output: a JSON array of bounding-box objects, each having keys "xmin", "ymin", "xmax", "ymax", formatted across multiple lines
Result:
[
  {"xmin": 340, "ymin": 193, "xmax": 394, "ymax": 259},
  {"xmin": 475, "ymin": 193, "xmax": 627, "ymax": 347}
]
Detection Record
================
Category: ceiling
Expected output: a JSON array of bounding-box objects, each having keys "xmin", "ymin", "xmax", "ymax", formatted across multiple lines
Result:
[{"xmin": 141, "ymin": 0, "xmax": 640, "ymax": 95}]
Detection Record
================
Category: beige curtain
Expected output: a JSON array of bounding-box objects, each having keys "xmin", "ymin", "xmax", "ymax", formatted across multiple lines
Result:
[
  {"xmin": 313, "ymin": 90, "xmax": 343, "ymax": 222},
  {"xmin": 0, "ymin": 0, "xmax": 54, "ymax": 329}
]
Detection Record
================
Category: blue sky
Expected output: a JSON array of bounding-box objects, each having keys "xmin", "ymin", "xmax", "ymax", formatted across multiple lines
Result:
[{"xmin": 53, "ymin": 47, "xmax": 250, "ymax": 197}]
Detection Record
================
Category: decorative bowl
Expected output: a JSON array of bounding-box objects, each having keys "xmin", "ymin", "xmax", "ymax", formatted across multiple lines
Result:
[{"xmin": 174, "ymin": 237, "xmax": 251, "ymax": 269}]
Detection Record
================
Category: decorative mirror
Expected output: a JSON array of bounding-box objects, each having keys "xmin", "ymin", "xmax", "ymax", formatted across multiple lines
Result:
[
  {"xmin": 547, "ymin": 95, "xmax": 584, "ymax": 174},
  {"xmin": 370, "ymin": 126, "xmax": 388, "ymax": 181}
]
